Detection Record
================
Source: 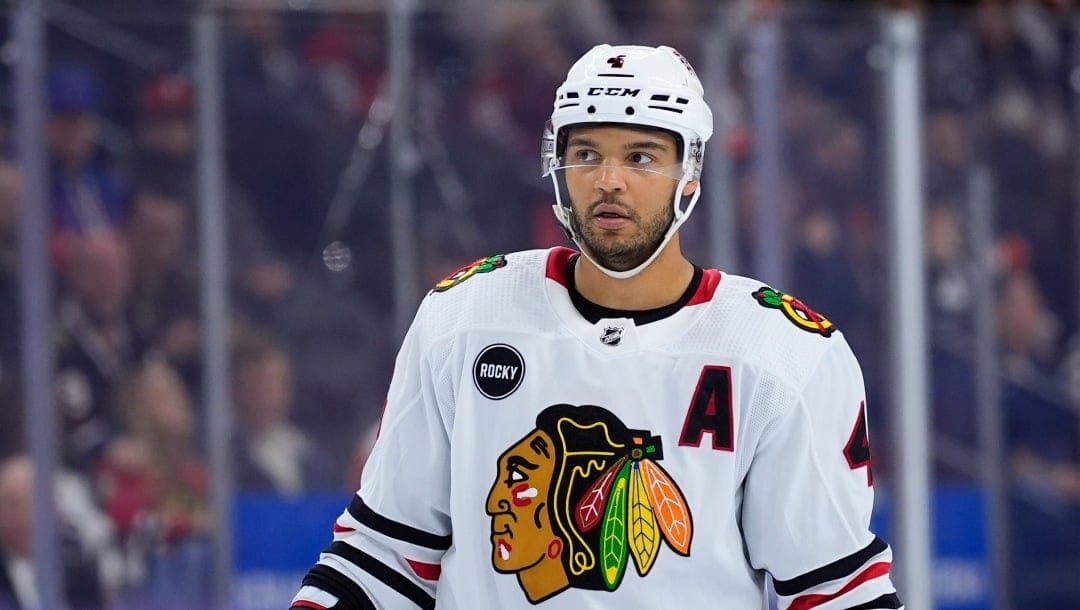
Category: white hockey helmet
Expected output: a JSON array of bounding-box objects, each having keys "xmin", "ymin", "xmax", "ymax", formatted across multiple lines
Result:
[{"xmin": 542, "ymin": 44, "xmax": 713, "ymax": 279}]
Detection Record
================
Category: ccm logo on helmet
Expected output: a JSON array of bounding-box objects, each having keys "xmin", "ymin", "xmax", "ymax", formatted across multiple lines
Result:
[{"xmin": 587, "ymin": 87, "xmax": 640, "ymax": 97}]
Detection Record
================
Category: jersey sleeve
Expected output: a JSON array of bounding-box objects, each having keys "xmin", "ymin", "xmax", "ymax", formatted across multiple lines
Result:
[
  {"xmin": 292, "ymin": 297, "xmax": 453, "ymax": 610},
  {"xmin": 740, "ymin": 336, "xmax": 903, "ymax": 610}
]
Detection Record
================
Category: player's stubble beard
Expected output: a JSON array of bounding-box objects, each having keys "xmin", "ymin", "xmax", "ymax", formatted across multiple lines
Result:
[{"xmin": 568, "ymin": 193, "xmax": 675, "ymax": 272}]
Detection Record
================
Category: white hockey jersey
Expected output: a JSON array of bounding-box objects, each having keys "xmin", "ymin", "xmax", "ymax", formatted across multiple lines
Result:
[{"xmin": 293, "ymin": 247, "xmax": 902, "ymax": 610}]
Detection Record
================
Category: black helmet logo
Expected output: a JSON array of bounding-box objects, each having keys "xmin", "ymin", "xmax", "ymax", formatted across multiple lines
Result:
[{"xmin": 607, "ymin": 55, "xmax": 626, "ymax": 69}]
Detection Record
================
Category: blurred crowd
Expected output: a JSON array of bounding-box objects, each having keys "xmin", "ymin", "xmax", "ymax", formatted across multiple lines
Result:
[{"xmin": 0, "ymin": 0, "xmax": 1077, "ymax": 608}]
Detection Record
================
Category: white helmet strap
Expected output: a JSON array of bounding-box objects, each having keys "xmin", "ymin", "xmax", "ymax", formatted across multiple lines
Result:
[{"xmin": 549, "ymin": 169, "xmax": 700, "ymax": 280}]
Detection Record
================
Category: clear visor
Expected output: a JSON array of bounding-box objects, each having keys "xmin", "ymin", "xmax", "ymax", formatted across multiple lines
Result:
[
  {"xmin": 549, "ymin": 159, "xmax": 684, "ymax": 181},
  {"xmin": 541, "ymin": 120, "xmax": 687, "ymax": 181}
]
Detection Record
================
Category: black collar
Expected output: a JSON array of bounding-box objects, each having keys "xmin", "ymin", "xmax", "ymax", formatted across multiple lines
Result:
[{"xmin": 565, "ymin": 254, "xmax": 703, "ymax": 325}]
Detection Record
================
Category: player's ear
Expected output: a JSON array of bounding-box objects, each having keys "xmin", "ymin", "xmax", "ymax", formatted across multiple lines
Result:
[{"xmin": 682, "ymin": 180, "xmax": 699, "ymax": 197}]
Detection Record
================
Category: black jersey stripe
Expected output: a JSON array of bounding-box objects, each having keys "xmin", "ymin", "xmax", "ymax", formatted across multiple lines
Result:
[
  {"xmin": 324, "ymin": 540, "xmax": 436, "ymax": 610},
  {"xmin": 847, "ymin": 592, "xmax": 903, "ymax": 609},
  {"xmin": 772, "ymin": 537, "xmax": 889, "ymax": 596},
  {"xmin": 348, "ymin": 496, "xmax": 452, "ymax": 550},
  {"xmin": 298, "ymin": 564, "xmax": 376, "ymax": 610}
]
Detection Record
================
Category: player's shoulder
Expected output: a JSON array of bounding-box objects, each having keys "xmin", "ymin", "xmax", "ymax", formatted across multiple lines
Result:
[
  {"xmin": 413, "ymin": 248, "xmax": 552, "ymax": 330},
  {"xmin": 714, "ymin": 274, "xmax": 838, "ymax": 338},
  {"xmin": 427, "ymin": 248, "xmax": 549, "ymax": 296},
  {"xmin": 702, "ymin": 272, "xmax": 854, "ymax": 385}
]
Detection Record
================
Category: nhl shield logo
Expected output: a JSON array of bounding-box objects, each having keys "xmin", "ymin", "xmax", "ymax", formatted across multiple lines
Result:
[{"xmin": 600, "ymin": 326, "xmax": 623, "ymax": 346}]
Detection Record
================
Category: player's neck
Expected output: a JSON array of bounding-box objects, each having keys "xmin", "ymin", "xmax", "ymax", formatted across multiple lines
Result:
[{"xmin": 574, "ymin": 238, "xmax": 694, "ymax": 311}]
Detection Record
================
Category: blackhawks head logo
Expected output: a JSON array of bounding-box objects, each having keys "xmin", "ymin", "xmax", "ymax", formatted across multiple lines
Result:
[
  {"xmin": 485, "ymin": 404, "xmax": 692, "ymax": 604},
  {"xmin": 433, "ymin": 254, "xmax": 507, "ymax": 292},
  {"xmin": 752, "ymin": 286, "xmax": 835, "ymax": 337}
]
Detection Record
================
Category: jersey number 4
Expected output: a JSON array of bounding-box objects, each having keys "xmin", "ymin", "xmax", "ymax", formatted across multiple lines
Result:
[{"xmin": 844, "ymin": 401, "xmax": 873, "ymax": 486}]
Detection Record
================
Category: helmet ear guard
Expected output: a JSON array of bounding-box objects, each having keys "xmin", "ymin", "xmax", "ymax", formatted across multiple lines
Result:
[
  {"xmin": 540, "ymin": 120, "xmax": 559, "ymax": 178},
  {"xmin": 542, "ymin": 45, "xmax": 712, "ymax": 279},
  {"xmin": 685, "ymin": 138, "xmax": 705, "ymax": 181}
]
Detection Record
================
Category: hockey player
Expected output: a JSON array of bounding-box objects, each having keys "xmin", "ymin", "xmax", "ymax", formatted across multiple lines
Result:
[{"xmin": 291, "ymin": 44, "xmax": 903, "ymax": 610}]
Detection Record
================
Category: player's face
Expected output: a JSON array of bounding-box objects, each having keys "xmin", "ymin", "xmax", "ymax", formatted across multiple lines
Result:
[
  {"xmin": 485, "ymin": 430, "xmax": 558, "ymax": 572},
  {"xmin": 562, "ymin": 125, "xmax": 695, "ymax": 271}
]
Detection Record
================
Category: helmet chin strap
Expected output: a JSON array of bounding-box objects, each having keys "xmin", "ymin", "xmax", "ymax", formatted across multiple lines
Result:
[{"xmin": 550, "ymin": 173, "xmax": 700, "ymax": 280}]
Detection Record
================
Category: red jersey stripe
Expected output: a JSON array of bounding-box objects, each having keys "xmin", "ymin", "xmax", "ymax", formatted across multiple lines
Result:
[
  {"xmin": 687, "ymin": 268, "xmax": 722, "ymax": 306},
  {"xmin": 407, "ymin": 558, "xmax": 442, "ymax": 581},
  {"xmin": 545, "ymin": 247, "xmax": 576, "ymax": 286},
  {"xmin": 786, "ymin": 562, "xmax": 892, "ymax": 610}
]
